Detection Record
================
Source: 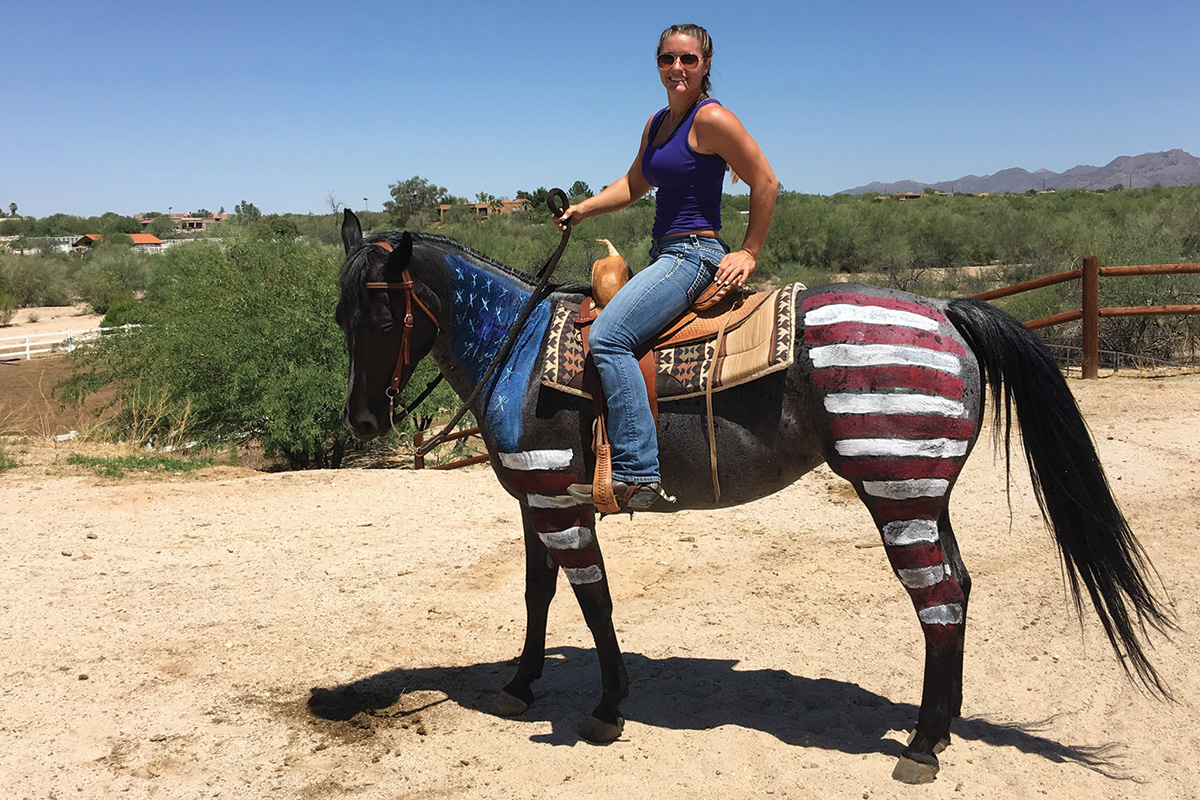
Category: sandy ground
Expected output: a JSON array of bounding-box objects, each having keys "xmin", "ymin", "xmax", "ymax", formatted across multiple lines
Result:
[
  {"xmin": 1, "ymin": 304, "xmax": 103, "ymax": 338},
  {"xmin": 2, "ymin": 369, "xmax": 1199, "ymax": 799}
]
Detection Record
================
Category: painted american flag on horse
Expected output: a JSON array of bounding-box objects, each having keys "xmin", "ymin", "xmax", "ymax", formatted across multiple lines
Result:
[
  {"xmin": 497, "ymin": 450, "xmax": 602, "ymax": 586},
  {"xmin": 802, "ymin": 291, "xmax": 972, "ymax": 647}
]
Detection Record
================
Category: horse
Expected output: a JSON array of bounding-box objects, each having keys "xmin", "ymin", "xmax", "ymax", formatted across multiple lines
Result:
[{"xmin": 334, "ymin": 210, "xmax": 1171, "ymax": 783}]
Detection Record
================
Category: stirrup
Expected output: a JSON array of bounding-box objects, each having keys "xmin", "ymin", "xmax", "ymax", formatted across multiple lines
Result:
[{"xmin": 567, "ymin": 480, "xmax": 676, "ymax": 512}]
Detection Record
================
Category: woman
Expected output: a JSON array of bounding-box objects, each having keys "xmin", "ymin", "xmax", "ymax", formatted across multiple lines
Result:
[{"xmin": 561, "ymin": 23, "xmax": 779, "ymax": 511}]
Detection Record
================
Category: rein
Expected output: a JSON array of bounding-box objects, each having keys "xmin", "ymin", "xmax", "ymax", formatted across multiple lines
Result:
[{"xmin": 366, "ymin": 189, "xmax": 572, "ymax": 455}]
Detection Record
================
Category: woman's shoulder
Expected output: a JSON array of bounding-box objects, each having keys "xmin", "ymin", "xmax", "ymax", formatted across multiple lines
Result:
[{"xmin": 695, "ymin": 98, "xmax": 734, "ymax": 123}]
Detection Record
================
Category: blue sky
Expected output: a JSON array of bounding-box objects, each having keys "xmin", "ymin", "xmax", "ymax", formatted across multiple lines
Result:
[{"xmin": 4, "ymin": 0, "xmax": 1198, "ymax": 217}]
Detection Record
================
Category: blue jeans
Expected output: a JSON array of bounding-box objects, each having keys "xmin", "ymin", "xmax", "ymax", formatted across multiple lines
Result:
[{"xmin": 589, "ymin": 234, "xmax": 728, "ymax": 484}]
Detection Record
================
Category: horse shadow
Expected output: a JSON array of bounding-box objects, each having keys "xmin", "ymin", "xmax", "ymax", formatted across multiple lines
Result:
[{"xmin": 306, "ymin": 646, "xmax": 1127, "ymax": 777}]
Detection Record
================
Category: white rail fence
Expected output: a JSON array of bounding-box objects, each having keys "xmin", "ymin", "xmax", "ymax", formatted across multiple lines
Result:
[{"xmin": 0, "ymin": 325, "xmax": 138, "ymax": 362}]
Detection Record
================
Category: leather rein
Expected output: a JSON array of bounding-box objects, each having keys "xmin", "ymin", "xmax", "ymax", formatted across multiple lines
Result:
[{"xmin": 363, "ymin": 188, "xmax": 571, "ymax": 455}]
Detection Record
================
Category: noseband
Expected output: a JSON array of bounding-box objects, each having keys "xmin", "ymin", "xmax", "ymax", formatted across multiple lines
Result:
[{"xmin": 363, "ymin": 240, "xmax": 441, "ymax": 413}]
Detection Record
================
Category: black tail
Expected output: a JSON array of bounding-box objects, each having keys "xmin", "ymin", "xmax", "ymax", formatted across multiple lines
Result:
[{"xmin": 946, "ymin": 297, "xmax": 1174, "ymax": 696}]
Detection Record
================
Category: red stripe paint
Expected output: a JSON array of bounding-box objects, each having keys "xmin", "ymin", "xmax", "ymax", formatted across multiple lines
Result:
[
  {"xmin": 924, "ymin": 624, "xmax": 961, "ymax": 648},
  {"xmin": 871, "ymin": 497, "xmax": 946, "ymax": 522},
  {"xmin": 804, "ymin": 321, "xmax": 967, "ymax": 355},
  {"xmin": 801, "ymin": 292, "xmax": 945, "ymax": 322},
  {"xmin": 909, "ymin": 579, "xmax": 966, "ymax": 610},
  {"xmin": 838, "ymin": 458, "xmax": 964, "ymax": 481},
  {"xmin": 831, "ymin": 414, "xmax": 975, "ymax": 440},
  {"xmin": 811, "ymin": 365, "xmax": 965, "ymax": 398},
  {"xmin": 552, "ymin": 549, "xmax": 598, "ymax": 569},
  {"xmin": 883, "ymin": 542, "xmax": 945, "ymax": 571},
  {"xmin": 529, "ymin": 506, "xmax": 592, "ymax": 533},
  {"xmin": 501, "ymin": 469, "xmax": 577, "ymax": 495}
]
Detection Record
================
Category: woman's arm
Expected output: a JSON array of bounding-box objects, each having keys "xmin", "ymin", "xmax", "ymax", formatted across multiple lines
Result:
[
  {"xmin": 694, "ymin": 104, "xmax": 779, "ymax": 285},
  {"xmin": 557, "ymin": 116, "xmax": 656, "ymax": 230}
]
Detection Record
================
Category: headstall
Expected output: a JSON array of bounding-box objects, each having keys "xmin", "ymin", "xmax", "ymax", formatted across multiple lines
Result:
[{"xmin": 363, "ymin": 239, "xmax": 441, "ymax": 415}]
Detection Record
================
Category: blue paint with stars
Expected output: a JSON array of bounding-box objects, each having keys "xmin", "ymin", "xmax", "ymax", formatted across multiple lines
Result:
[{"xmin": 444, "ymin": 254, "xmax": 551, "ymax": 452}]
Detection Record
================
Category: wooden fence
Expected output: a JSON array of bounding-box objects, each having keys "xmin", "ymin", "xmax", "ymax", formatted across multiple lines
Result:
[
  {"xmin": 412, "ymin": 426, "xmax": 488, "ymax": 470},
  {"xmin": 971, "ymin": 256, "xmax": 1200, "ymax": 379},
  {"xmin": 0, "ymin": 325, "xmax": 138, "ymax": 362}
]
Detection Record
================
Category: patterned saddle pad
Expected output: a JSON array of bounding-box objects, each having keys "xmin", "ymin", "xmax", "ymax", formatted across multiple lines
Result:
[{"xmin": 540, "ymin": 282, "xmax": 802, "ymax": 401}]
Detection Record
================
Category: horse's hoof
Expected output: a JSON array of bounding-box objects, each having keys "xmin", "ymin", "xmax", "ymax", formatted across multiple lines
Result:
[
  {"xmin": 579, "ymin": 714, "xmax": 624, "ymax": 743},
  {"xmin": 491, "ymin": 691, "xmax": 530, "ymax": 717},
  {"xmin": 892, "ymin": 752, "xmax": 939, "ymax": 784}
]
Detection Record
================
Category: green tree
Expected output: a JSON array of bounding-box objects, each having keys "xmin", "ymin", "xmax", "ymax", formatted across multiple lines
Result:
[
  {"xmin": 234, "ymin": 200, "xmax": 262, "ymax": 221},
  {"xmin": 568, "ymin": 180, "xmax": 593, "ymax": 202},
  {"xmin": 384, "ymin": 176, "xmax": 450, "ymax": 228},
  {"xmin": 97, "ymin": 213, "xmax": 142, "ymax": 235},
  {"xmin": 8, "ymin": 203, "xmax": 16, "ymax": 216},
  {"xmin": 148, "ymin": 215, "xmax": 177, "ymax": 239}
]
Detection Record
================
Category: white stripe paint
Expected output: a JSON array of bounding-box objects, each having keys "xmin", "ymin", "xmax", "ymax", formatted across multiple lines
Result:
[
  {"xmin": 527, "ymin": 493, "xmax": 584, "ymax": 509},
  {"xmin": 498, "ymin": 449, "xmax": 573, "ymax": 471},
  {"xmin": 918, "ymin": 604, "xmax": 964, "ymax": 625},
  {"xmin": 537, "ymin": 526, "xmax": 595, "ymax": 551},
  {"xmin": 882, "ymin": 519, "xmax": 941, "ymax": 546},
  {"xmin": 862, "ymin": 478, "xmax": 949, "ymax": 500},
  {"xmin": 804, "ymin": 304, "xmax": 941, "ymax": 332},
  {"xmin": 810, "ymin": 343, "xmax": 962, "ymax": 375},
  {"xmin": 564, "ymin": 565, "xmax": 603, "ymax": 585},
  {"xmin": 835, "ymin": 437, "xmax": 970, "ymax": 459},
  {"xmin": 824, "ymin": 393, "xmax": 967, "ymax": 418},
  {"xmin": 897, "ymin": 564, "xmax": 949, "ymax": 589}
]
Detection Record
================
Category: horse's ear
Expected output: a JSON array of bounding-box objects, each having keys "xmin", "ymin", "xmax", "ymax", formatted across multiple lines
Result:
[
  {"xmin": 386, "ymin": 232, "xmax": 414, "ymax": 270},
  {"xmin": 341, "ymin": 208, "xmax": 363, "ymax": 256}
]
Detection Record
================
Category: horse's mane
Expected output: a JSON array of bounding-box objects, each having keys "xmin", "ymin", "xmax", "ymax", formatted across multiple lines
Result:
[{"xmin": 339, "ymin": 231, "xmax": 588, "ymax": 327}]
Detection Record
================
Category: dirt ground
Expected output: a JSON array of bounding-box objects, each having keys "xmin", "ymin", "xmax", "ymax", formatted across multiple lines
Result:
[{"xmin": 2, "ymin": 344, "xmax": 1199, "ymax": 798}]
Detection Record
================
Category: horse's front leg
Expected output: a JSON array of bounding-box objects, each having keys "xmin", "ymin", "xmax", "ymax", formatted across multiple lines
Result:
[
  {"xmin": 494, "ymin": 504, "xmax": 559, "ymax": 716},
  {"xmin": 494, "ymin": 501, "xmax": 629, "ymax": 742},
  {"xmin": 562, "ymin": 536, "xmax": 628, "ymax": 743}
]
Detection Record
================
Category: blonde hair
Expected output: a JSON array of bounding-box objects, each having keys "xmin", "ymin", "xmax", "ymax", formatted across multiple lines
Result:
[{"xmin": 657, "ymin": 24, "xmax": 713, "ymax": 95}]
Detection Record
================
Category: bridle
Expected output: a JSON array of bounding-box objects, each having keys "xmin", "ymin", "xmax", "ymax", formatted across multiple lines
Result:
[{"xmin": 363, "ymin": 239, "xmax": 441, "ymax": 420}]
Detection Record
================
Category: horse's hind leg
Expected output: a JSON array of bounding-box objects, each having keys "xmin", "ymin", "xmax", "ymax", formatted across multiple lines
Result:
[
  {"xmin": 862, "ymin": 490, "xmax": 970, "ymax": 784},
  {"xmin": 494, "ymin": 505, "xmax": 559, "ymax": 716}
]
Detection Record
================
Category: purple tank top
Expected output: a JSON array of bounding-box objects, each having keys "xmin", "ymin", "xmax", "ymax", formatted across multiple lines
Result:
[{"xmin": 641, "ymin": 98, "xmax": 727, "ymax": 240}]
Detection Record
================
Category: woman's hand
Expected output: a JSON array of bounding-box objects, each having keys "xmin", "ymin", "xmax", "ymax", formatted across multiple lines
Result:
[
  {"xmin": 556, "ymin": 204, "xmax": 586, "ymax": 231},
  {"xmin": 715, "ymin": 248, "xmax": 757, "ymax": 286}
]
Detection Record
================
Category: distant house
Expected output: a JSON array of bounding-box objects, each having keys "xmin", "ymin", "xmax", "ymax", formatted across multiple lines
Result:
[
  {"xmin": 134, "ymin": 213, "xmax": 233, "ymax": 231},
  {"xmin": 437, "ymin": 198, "xmax": 528, "ymax": 220},
  {"xmin": 73, "ymin": 233, "xmax": 165, "ymax": 254}
]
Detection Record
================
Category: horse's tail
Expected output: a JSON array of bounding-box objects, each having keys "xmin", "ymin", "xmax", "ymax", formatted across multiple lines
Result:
[{"xmin": 945, "ymin": 297, "xmax": 1174, "ymax": 697}]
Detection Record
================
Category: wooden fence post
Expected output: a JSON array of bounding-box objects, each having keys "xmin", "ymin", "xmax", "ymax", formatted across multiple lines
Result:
[
  {"xmin": 1082, "ymin": 255, "xmax": 1100, "ymax": 379},
  {"xmin": 413, "ymin": 431, "xmax": 426, "ymax": 470}
]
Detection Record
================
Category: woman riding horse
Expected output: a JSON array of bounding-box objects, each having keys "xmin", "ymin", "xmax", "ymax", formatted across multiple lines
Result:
[{"xmin": 558, "ymin": 23, "xmax": 779, "ymax": 511}]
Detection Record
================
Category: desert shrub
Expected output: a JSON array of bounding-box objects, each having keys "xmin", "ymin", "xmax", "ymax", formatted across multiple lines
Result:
[
  {"xmin": 0, "ymin": 440, "xmax": 16, "ymax": 470},
  {"xmin": 0, "ymin": 253, "xmax": 73, "ymax": 307},
  {"xmin": 0, "ymin": 292, "xmax": 15, "ymax": 326},
  {"xmin": 60, "ymin": 235, "xmax": 353, "ymax": 469},
  {"xmin": 74, "ymin": 244, "xmax": 151, "ymax": 314}
]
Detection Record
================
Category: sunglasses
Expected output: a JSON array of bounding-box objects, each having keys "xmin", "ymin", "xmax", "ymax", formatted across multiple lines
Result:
[{"xmin": 656, "ymin": 52, "xmax": 702, "ymax": 68}]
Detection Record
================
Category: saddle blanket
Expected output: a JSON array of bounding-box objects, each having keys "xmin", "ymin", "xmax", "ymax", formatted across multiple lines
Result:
[{"xmin": 540, "ymin": 282, "xmax": 803, "ymax": 401}]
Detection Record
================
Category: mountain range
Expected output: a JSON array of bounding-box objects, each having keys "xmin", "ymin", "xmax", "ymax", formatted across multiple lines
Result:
[{"xmin": 839, "ymin": 149, "xmax": 1200, "ymax": 195}]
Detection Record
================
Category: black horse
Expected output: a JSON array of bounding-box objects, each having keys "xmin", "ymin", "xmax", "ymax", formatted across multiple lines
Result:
[{"xmin": 335, "ymin": 211, "xmax": 1170, "ymax": 783}]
